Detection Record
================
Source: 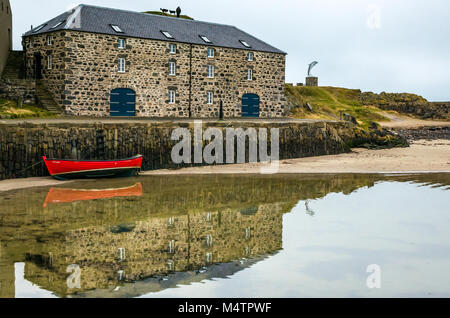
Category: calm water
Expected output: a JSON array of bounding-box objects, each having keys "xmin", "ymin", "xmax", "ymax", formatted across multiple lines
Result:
[{"xmin": 0, "ymin": 174, "xmax": 449, "ymax": 298}]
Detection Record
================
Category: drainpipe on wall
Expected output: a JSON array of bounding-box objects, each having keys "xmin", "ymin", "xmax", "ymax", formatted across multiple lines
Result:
[{"xmin": 188, "ymin": 44, "xmax": 193, "ymax": 118}]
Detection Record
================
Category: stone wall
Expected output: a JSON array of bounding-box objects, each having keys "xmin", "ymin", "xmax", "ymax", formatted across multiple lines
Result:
[
  {"xmin": 0, "ymin": 78, "xmax": 35, "ymax": 104},
  {"xmin": 0, "ymin": 120, "xmax": 353, "ymax": 180},
  {"xmin": 0, "ymin": 0, "xmax": 12, "ymax": 76},
  {"xmin": 22, "ymin": 30, "xmax": 286, "ymax": 118},
  {"xmin": 23, "ymin": 31, "xmax": 66, "ymax": 107}
]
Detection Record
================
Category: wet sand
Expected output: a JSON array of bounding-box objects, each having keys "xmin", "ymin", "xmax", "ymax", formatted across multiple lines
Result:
[{"xmin": 1, "ymin": 140, "xmax": 449, "ymax": 192}]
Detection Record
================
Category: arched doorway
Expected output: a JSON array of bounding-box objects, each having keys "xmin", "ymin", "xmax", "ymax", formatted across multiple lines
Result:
[
  {"xmin": 242, "ymin": 93, "xmax": 260, "ymax": 118},
  {"xmin": 110, "ymin": 88, "xmax": 136, "ymax": 117}
]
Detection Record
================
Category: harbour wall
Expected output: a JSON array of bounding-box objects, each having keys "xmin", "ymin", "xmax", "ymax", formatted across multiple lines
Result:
[{"xmin": 0, "ymin": 120, "xmax": 359, "ymax": 180}]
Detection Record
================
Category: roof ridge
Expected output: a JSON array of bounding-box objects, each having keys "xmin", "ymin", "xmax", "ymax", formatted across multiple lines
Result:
[{"xmin": 78, "ymin": 3, "xmax": 238, "ymax": 28}]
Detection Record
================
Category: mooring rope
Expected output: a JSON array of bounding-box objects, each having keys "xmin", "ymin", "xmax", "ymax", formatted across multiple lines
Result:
[{"xmin": 14, "ymin": 160, "xmax": 44, "ymax": 178}]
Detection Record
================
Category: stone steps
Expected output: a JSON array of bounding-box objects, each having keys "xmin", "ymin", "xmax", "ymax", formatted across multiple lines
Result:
[
  {"xmin": 35, "ymin": 81, "xmax": 63, "ymax": 115},
  {"xmin": 1, "ymin": 51, "xmax": 25, "ymax": 80}
]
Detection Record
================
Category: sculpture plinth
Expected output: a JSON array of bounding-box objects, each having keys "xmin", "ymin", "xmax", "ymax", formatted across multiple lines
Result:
[{"xmin": 306, "ymin": 77, "xmax": 318, "ymax": 87}]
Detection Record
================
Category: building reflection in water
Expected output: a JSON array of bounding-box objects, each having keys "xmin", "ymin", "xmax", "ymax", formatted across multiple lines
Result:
[{"xmin": 1, "ymin": 174, "xmax": 448, "ymax": 298}]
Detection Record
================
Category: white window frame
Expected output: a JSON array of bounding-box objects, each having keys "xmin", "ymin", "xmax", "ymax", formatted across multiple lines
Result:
[
  {"xmin": 240, "ymin": 40, "xmax": 251, "ymax": 48},
  {"xmin": 169, "ymin": 44, "xmax": 176, "ymax": 54},
  {"xmin": 207, "ymin": 48, "xmax": 214, "ymax": 58},
  {"xmin": 51, "ymin": 21, "xmax": 64, "ymax": 29},
  {"xmin": 247, "ymin": 68, "xmax": 253, "ymax": 81},
  {"xmin": 33, "ymin": 24, "xmax": 46, "ymax": 33},
  {"xmin": 118, "ymin": 38, "xmax": 126, "ymax": 49},
  {"xmin": 169, "ymin": 90, "xmax": 176, "ymax": 104},
  {"xmin": 111, "ymin": 24, "xmax": 124, "ymax": 33},
  {"xmin": 200, "ymin": 35, "xmax": 211, "ymax": 43},
  {"xmin": 118, "ymin": 58, "xmax": 126, "ymax": 73},
  {"xmin": 161, "ymin": 31, "xmax": 174, "ymax": 39},
  {"xmin": 47, "ymin": 55, "xmax": 52, "ymax": 70},
  {"xmin": 248, "ymin": 52, "xmax": 254, "ymax": 61},
  {"xmin": 207, "ymin": 91, "xmax": 214, "ymax": 105},
  {"xmin": 169, "ymin": 61, "xmax": 176, "ymax": 76},
  {"xmin": 207, "ymin": 65, "xmax": 214, "ymax": 78},
  {"xmin": 47, "ymin": 35, "xmax": 53, "ymax": 46}
]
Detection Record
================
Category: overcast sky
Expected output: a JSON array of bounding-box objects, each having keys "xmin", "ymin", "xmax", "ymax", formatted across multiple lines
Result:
[{"xmin": 9, "ymin": 0, "xmax": 450, "ymax": 101}]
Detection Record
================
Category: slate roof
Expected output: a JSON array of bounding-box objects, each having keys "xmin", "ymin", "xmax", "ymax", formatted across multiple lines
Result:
[{"xmin": 23, "ymin": 4, "xmax": 286, "ymax": 54}]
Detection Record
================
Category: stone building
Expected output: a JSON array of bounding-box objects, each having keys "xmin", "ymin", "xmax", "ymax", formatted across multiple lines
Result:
[
  {"xmin": 0, "ymin": 0, "xmax": 12, "ymax": 75},
  {"xmin": 22, "ymin": 4, "xmax": 287, "ymax": 118}
]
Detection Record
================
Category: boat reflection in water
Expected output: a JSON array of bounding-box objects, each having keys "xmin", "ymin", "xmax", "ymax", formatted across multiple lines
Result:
[{"xmin": 43, "ymin": 183, "xmax": 143, "ymax": 207}]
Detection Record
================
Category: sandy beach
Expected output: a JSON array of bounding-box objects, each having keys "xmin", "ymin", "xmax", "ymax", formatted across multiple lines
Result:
[{"xmin": 144, "ymin": 139, "xmax": 450, "ymax": 175}]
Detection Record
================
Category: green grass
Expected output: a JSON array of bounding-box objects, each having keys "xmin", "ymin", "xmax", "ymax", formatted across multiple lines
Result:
[
  {"xmin": 286, "ymin": 85, "xmax": 390, "ymax": 129},
  {"xmin": 143, "ymin": 11, "xmax": 194, "ymax": 20},
  {"xmin": 0, "ymin": 99, "xmax": 55, "ymax": 119}
]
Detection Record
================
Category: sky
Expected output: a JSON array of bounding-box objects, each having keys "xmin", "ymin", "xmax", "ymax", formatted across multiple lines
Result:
[{"xmin": 8, "ymin": 0, "xmax": 450, "ymax": 101}]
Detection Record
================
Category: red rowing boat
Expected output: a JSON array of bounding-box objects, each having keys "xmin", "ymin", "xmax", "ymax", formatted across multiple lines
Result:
[
  {"xmin": 43, "ymin": 183, "xmax": 143, "ymax": 207},
  {"xmin": 43, "ymin": 155, "xmax": 143, "ymax": 180}
]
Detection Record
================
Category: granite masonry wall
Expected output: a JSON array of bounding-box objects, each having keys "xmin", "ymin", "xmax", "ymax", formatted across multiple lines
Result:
[
  {"xmin": 22, "ymin": 30, "xmax": 286, "ymax": 118},
  {"xmin": 0, "ymin": 78, "xmax": 35, "ymax": 104},
  {"xmin": 0, "ymin": 120, "xmax": 353, "ymax": 180},
  {"xmin": 23, "ymin": 31, "xmax": 66, "ymax": 107}
]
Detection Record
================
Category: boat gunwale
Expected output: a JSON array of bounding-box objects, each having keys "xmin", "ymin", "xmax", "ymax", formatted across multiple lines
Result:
[{"xmin": 43, "ymin": 155, "xmax": 143, "ymax": 162}]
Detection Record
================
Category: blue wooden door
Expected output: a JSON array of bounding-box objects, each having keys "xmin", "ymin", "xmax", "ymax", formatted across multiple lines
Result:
[
  {"xmin": 110, "ymin": 88, "xmax": 136, "ymax": 117},
  {"xmin": 242, "ymin": 94, "xmax": 260, "ymax": 118}
]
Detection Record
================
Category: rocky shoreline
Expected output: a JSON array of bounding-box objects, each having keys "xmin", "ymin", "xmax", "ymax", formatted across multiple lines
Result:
[{"xmin": 395, "ymin": 126, "xmax": 450, "ymax": 141}]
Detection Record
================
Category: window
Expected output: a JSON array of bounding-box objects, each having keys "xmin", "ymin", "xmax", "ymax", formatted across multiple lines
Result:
[
  {"xmin": 168, "ymin": 240, "xmax": 175, "ymax": 254},
  {"xmin": 169, "ymin": 44, "xmax": 176, "ymax": 54},
  {"xmin": 245, "ymin": 227, "xmax": 251, "ymax": 239},
  {"xmin": 110, "ymin": 24, "xmax": 124, "ymax": 33},
  {"xmin": 33, "ymin": 24, "xmax": 46, "ymax": 33},
  {"xmin": 161, "ymin": 31, "xmax": 174, "ymax": 39},
  {"xmin": 207, "ymin": 91, "xmax": 214, "ymax": 105},
  {"xmin": 239, "ymin": 40, "xmax": 251, "ymax": 48},
  {"xmin": 47, "ymin": 55, "xmax": 53, "ymax": 70},
  {"xmin": 169, "ymin": 90, "xmax": 175, "ymax": 104},
  {"xmin": 51, "ymin": 21, "xmax": 65, "ymax": 29},
  {"xmin": 206, "ymin": 235, "xmax": 213, "ymax": 247},
  {"xmin": 207, "ymin": 65, "xmax": 214, "ymax": 78},
  {"xmin": 118, "ymin": 58, "xmax": 126, "ymax": 73},
  {"xmin": 199, "ymin": 35, "xmax": 211, "ymax": 43},
  {"xmin": 247, "ymin": 68, "xmax": 253, "ymax": 81},
  {"xmin": 47, "ymin": 35, "xmax": 53, "ymax": 46},
  {"xmin": 118, "ymin": 38, "xmax": 126, "ymax": 49},
  {"xmin": 207, "ymin": 48, "xmax": 214, "ymax": 58},
  {"xmin": 248, "ymin": 52, "xmax": 254, "ymax": 61},
  {"xmin": 169, "ymin": 62, "xmax": 176, "ymax": 76}
]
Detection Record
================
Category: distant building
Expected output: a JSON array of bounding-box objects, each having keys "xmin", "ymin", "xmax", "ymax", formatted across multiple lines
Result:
[
  {"xmin": 0, "ymin": 0, "xmax": 12, "ymax": 75},
  {"xmin": 22, "ymin": 4, "xmax": 287, "ymax": 118}
]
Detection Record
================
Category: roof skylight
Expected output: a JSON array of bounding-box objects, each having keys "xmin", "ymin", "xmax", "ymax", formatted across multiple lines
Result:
[
  {"xmin": 51, "ymin": 21, "xmax": 65, "ymax": 29},
  {"xmin": 239, "ymin": 40, "xmax": 251, "ymax": 48},
  {"xmin": 199, "ymin": 35, "xmax": 211, "ymax": 43},
  {"xmin": 161, "ymin": 31, "xmax": 174, "ymax": 39},
  {"xmin": 33, "ymin": 24, "xmax": 47, "ymax": 33},
  {"xmin": 110, "ymin": 24, "xmax": 124, "ymax": 33}
]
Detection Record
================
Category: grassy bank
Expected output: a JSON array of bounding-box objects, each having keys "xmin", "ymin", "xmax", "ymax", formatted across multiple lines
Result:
[
  {"xmin": 0, "ymin": 99, "xmax": 55, "ymax": 119},
  {"xmin": 286, "ymin": 85, "xmax": 391, "ymax": 129}
]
